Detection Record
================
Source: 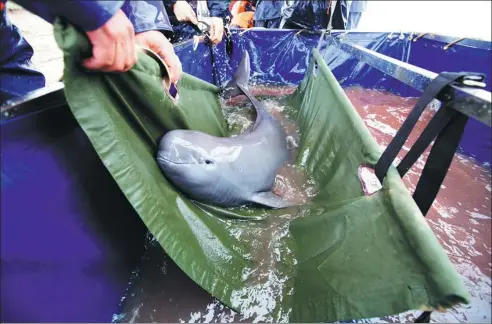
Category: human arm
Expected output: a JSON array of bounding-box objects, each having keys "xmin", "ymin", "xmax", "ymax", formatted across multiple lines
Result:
[
  {"xmin": 12, "ymin": 0, "xmax": 181, "ymax": 81},
  {"xmin": 207, "ymin": 0, "xmax": 230, "ymax": 44},
  {"xmin": 12, "ymin": 0, "xmax": 172, "ymax": 34},
  {"xmin": 167, "ymin": 0, "xmax": 199, "ymax": 25},
  {"xmin": 120, "ymin": 1, "xmax": 182, "ymax": 83},
  {"xmin": 11, "ymin": 1, "xmax": 134, "ymax": 72},
  {"xmin": 11, "ymin": 0, "xmax": 125, "ymax": 32}
]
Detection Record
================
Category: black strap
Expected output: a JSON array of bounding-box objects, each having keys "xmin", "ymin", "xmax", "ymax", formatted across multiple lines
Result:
[
  {"xmin": 374, "ymin": 71, "xmax": 474, "ymax": 183},
  {"xmin": 396, "ymin": 102, "xmax": 457, "ymax": 178},
  {"xmin": 412, "ymin": 107, "xmax": 469, "ymax": 215},
  {"xmin": 374, "ymin": 71, "xmax": 485, "ymax": 217}
]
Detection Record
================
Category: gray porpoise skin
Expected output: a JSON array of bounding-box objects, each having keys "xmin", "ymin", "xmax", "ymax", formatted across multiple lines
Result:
[{"xmin": 156, "ymin": 51, "xmax": 295, "ymax": 209}]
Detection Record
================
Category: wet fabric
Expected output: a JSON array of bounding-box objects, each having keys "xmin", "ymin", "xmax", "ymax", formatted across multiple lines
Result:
[{"xmin": 54, "ymin": 20, "xmax": 470, "ymax": 322}]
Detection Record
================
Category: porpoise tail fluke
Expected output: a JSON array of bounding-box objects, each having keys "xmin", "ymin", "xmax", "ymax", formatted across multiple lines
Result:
[{"xmin": 222, "ymin": 51, "xmax": 251, "ymax": 99}]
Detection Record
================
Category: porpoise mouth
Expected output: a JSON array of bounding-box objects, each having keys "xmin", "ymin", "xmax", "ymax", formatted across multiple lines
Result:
[{"xmin": 157, "ymin": 154, "xmax": 189, "ymax": 165}]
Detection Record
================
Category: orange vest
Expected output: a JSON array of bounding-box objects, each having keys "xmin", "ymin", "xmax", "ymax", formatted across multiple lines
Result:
[
  {"xmin": 230, "ymin": 11, "xmax": 255, "ymax": 28},
  {"xmin": 229, "ymin": 0, "xmax": 253, "ymax": 16},
  {"xmin": 229, "ymin": 0, "xmax": 255, "ymax": 28}
]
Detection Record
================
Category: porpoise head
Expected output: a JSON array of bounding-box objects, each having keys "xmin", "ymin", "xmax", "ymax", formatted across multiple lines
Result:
[
  {"xmin": 156, "ymin": 129, "xmax": 244, "ymax": 202},
  {"xmin": 157, "ymin": 129, "xmax": 219, "ymax": 185}
]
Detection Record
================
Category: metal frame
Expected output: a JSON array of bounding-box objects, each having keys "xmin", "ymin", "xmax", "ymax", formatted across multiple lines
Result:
[
  {"xmin": 0, "ymin": 82, "xmax": 66, "ymax": 124},
  {"xmin": 329, "ymin": 36, "xmax": 492, "ymax": 127}
]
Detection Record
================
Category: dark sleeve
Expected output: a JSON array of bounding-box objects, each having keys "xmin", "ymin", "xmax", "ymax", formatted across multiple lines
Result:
[
  {"xmin": 12, "ymin": 0, "xmax": 173, "ymax": 33},
  {"xmin": 161, "ymin": 0, "xmax": 177, "ymax": 20},
  {"xmin": 12, "ymin": 0, "xmax": 125, "ymax": 32},
  {"xmin": 121, "ymin": 1, "xmax": 173, "ymax": 33},
  {"xmin": 161, "ymin": 0, "xmax": 176, "ymax": 16},
  {"xmin": 207, "ymin": 0, "xmax": 229, "ymax": 18}
]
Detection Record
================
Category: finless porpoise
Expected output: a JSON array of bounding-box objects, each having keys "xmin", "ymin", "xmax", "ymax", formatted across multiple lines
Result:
[{"xmin": 156, "ymin": 51, "xmax": 296, "ymax": 209}]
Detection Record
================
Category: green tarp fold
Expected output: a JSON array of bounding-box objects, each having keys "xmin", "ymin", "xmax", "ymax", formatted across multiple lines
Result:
[{"xmin": 54, "ymin": 21, "xmax": 470, "ymax": 322}]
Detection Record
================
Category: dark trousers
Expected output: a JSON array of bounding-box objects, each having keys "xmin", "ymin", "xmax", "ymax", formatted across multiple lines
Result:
[
  {"xmin": 279, "ymin": 0, "xmax": 347, "ymax": 30},
  {"xmin": 0, "ymin": 4, "xmax": 45, "ymax": 105},
  {"xmin": 254, "ymin": 17, "xmax": 282, "ymax": 29}
]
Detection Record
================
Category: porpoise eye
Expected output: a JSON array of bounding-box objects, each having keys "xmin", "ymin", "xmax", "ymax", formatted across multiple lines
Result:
[{"xmin": 205, "ymin": 160, "xmax": 212, "ymax": 165}]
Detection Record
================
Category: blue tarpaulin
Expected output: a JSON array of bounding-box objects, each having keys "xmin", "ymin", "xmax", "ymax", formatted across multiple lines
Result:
[{"xmin": 176, "ymin": 29, "xmax": 491, "ymax": 164}]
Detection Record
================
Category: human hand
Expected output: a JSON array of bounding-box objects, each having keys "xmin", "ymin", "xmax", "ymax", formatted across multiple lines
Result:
[
  {"xmin": 208, "ymin": 17, "xmax": 224, "ymax": 44},
  {"xmin": 83, "ymin": 9, "xmax": 138, "ymax": 72},
  {"xmin": 173, "ymin": 1, "xmax": 198, "ymax": 25},
  {"xmin": 135, "ymin": 31, "xmax": 182, "ymax": 85}
]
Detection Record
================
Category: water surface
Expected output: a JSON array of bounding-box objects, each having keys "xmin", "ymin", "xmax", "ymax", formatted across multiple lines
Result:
[{"xmin": 113, "ymin": 85, "xmax": 491, "ymax": 323}]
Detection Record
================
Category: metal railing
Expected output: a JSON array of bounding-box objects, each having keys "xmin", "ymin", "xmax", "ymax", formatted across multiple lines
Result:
[{"xmin": 328, "ymin": 36, "xmax": 492, "ymax": 127}]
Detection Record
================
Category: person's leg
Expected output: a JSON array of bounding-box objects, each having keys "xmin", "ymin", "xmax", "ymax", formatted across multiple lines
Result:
[
  {"xmin": 346, "ymin": 12, "xmax": 362, "ymax": 30},
  {"xmin": 0, "ymin": 7, "xmax": 45, "ymax": 104},
  {"xmin": 254, "ymin": 18, "xmax": 281, "ymax": 29},
  {"xmin": 266, "ymin": 17, "xmax": 282, "ymax": 29},
  {"xmin": 330, "ymin": 0, "xmax": 346, "ymax": 30},
  {"xmin": 279, "ymin": 17, "xmax": 286, "ymax": 29},
  {"xmin": 254, "ymin": 19, "xmax": 267, "ymax": 28}
]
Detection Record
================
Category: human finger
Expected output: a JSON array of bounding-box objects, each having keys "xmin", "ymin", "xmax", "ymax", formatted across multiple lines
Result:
[
  {"xmin": 82, "ymin": 9, "xmax": 136, "ymax": 72},
  {"xmin": 213, "ymin": 21, "xmax": 224, "ymax": 44},
  {"xmin": 125, "ymin": 25, "xmax": 138, "ymax": 71},
  {"xmin": 83, "ymin": 41, "xmax": 116, "ymax": 71},
  {"xmin": 187, "ymin": 8, "xmax": 198, "ymax": 25},
  {"xmin": 208, "ymin": 22, "xmax": 216, "ymax": 43},
  {"xmin": 123, "ymin": 37, "xmax": 137, "ymax": 71},
  {"xmin": 106, "ymin": 40, "xmax": 126, "ymax": 72},
  {"xmin": 164, "ymin": 52, "xmax": 182, "ymax": 85}
]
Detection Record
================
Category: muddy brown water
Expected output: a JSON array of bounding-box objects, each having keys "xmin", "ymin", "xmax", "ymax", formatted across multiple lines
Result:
[{"xmin": 114, "ymin": 86, "xmax": 491, "ymax": 323}]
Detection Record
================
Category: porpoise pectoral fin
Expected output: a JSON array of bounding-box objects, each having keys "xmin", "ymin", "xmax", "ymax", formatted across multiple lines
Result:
[{"xmin": 249, "ymin": 191, "xmax": 297, "ymax": 209}]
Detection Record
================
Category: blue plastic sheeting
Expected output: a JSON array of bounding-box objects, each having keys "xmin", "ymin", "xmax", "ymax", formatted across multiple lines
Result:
[
  {"xmin": 0, "ymin": 103, "xmax": 147, "ymax": 322},
  {"xmin": 174, "ymin": 29, "xmax": 491, "ymax": 164},
  {"xmin": 175, "ymin": 30, "xmax": 414, "ymax": 89}
]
